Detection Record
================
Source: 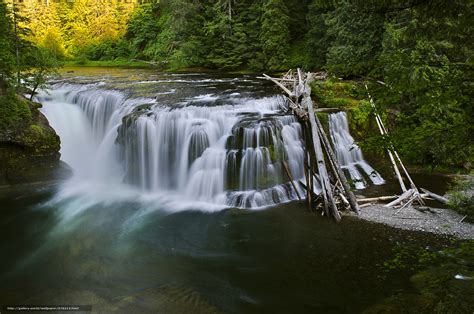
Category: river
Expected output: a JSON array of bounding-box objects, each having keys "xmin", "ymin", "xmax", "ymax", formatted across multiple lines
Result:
[{"xmin": 0, "ymin": 68, "xmax": 455, "ymax": 313}]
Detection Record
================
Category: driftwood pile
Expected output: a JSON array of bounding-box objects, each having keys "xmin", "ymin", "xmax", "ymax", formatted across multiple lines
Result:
[
  {"xmin": 261, "ymin": 69, "xmax": 359, "ymax": 221},
  {"xmin": 261, "ymin": 69, "xmax": 449, "ymax": 221}
]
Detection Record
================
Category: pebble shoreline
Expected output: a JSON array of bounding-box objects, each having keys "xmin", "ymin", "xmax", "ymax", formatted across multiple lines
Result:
[{"xmin": 346, "ymin": 205, "xmax": 474, "ymax": 240}]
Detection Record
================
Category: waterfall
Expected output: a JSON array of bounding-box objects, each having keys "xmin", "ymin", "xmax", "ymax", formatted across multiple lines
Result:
[
  {"xmin": 39, "ymin": 84, "xmax": 306, "ymax": 209},
  {"xmin": 67, "ymin": 89, "xmax": 124, "ymax": 143},
  {"xmin": 39, "ymin": 80, "xmax": 383, "ymax": 211},
  {"xmin": 328, "ymin": 111, "xmax": 384, "ymax": 189}
]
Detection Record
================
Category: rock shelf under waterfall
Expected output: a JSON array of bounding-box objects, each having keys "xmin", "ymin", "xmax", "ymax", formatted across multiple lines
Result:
[{"xmin": 38, "ymin": 73, "xmax": 384, "ymax": 210}]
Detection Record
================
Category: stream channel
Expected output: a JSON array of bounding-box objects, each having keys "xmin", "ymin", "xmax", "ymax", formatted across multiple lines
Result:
[{"xmin": 0, "ymin": 68, "xmax": 457, "ymax": 313}]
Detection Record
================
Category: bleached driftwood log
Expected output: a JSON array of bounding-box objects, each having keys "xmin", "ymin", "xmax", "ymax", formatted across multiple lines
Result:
[
  {"xmin": 358, "ymin": 195, "xmax": 399, "ymax": 202},
  {"xmin": 420, "ymin": 188, "xmax": 449, "ymax": 204},
  {"xmin": 314, "ymin": 111, "xmax": 360, "ymax": 214},
  {"xmin": 301, "ymin": 73, "xmax": 341, "ymax": 221},
  {"xmin": 384, "ymin": 189, "xmax": 415, "ymax": 208}
]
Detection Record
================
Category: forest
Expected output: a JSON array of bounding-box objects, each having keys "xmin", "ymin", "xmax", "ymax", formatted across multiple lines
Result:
[
  {"xmin": 0, "ymin": 0, "xmax": 473, "ymax": 169},
  {"xmin": 0, "ymin": 2, "xmax": 473, "ymax": 311}
]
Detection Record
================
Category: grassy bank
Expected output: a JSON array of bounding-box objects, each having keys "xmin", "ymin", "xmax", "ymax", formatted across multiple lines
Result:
[{"xmin": 63, "ymin": 59, "xmax": 154, "ymax": 68}]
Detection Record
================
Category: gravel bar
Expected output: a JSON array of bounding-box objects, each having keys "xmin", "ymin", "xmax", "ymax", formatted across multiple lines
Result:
[{"xmin": 346, "ymin": 205, "xmax": 474, "ymax": 239}]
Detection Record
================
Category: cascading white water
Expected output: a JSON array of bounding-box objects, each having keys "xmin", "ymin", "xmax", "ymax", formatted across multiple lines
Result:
[
  {"xmin": 38, "ymin": 84, "xmax": 147, "ymax": 183},
  {"xmin": 67, "ymin": 89, "xmax": 124, "ymax": 143},
  {"xmin": 329, "ymin": 111, "xmax": 384, "ymax": 189},
  {"xmin": 39, "ymin": 89, "xmax": 96, "ymax": 178},
  {"xmin": 39, "ymin": 79, "xmax": 383, "ymax": 211},
  {"xmin": 119, "ymin": 107, "xmax": 234, "ymax": 202},
  {"xmin": 39, "ymin": 83, "xmax": 307, "ymax": 209}
]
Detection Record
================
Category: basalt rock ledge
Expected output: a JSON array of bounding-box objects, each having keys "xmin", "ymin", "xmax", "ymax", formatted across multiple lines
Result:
[{"xmin": 0, "ymin": 92, "xmax": 66, "ymax": 186}]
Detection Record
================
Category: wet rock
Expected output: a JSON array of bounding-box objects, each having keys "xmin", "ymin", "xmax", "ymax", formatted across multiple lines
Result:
[{"xmin": 0, "ymin": 95, "xmax": 64, "ymax": 186}]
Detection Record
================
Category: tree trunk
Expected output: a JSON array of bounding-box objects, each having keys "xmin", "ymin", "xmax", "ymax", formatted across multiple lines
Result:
[
  {"xmin": 420, "ymin": 188, "xmax": 449, "ymax": 204},
  {"xmin": 314, "ymin": 113, "xmax": 360, "ymax": 214},
  {"xmin": 303, "ymin": 76, "xmax": 341, "ymax": 221},
  {"xmin": 384, "ymin": 189, "xmax": 414, "ymax": 207}
]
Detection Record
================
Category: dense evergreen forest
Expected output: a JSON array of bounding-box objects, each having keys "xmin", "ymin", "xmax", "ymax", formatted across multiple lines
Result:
[{"xmin": 0, "ymin": 0, "xmax": 472, "ymax": 168}]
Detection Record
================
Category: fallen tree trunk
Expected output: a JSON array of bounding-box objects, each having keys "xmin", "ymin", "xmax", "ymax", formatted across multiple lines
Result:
[
  {"xmin": 366, "ymin": 85, "xmax": 407, "ymax": 193},
  {"xmin": 384, "ymin": 189, "xmax": 414, "ymax": 208},
  {"xmin": 302, "ymin": 74, "xmax": 341, "ymax": 221},
  {"xmin": 263, "ymin": 73, "xmax": 293, "ymax": 97},
  {"xmin": 282, "ymin": 161, "xmax": 302, "ymax": 202},
  {"xmin": 358, "ymin": 195, "xmax": 399, "ymax": 202},
  {"xmin": 420, "ymin": 188, "xmax": 449, "ymax": 204},
  {"xmin": 314, "ymin": 112, "xmax": 360, "ymax": 214},
  {"xmin": 260, "ymin": 69, "xmax": 365, "ymax": 221}
]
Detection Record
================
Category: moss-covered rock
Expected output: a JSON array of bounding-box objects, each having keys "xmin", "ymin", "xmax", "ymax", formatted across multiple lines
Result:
[
  {"xmin": 311, "ymin": 78, "xmax": 378, "ymax": 139},
  {"xmin": 0, "ymin": 93, "xmax": 62, "ymax": 185},
  {"xmin": 311, "ymin": 78, "xmax": 365, "ymax": 109},
  {"xmin": 0, "ymin": 92, "xmax": 32, "ymax": 130}
]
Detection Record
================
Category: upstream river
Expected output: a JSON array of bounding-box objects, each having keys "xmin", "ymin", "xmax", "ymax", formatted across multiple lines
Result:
[{"xmin": 0, "ymin": 68, "xmax": 456, "ymax": 313}]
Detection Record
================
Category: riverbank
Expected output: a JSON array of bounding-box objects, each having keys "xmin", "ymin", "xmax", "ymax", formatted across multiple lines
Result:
[
  {"xmin": 59, "ymin": 63, "xmax": 266, "ymax": 76},
  {"xmin": 0, "ymin": 92, "xmax": 62, "ymax": 185},
  {"xmin": 347, "ymin": 204, "xmax": 474, "ymax": 240}
]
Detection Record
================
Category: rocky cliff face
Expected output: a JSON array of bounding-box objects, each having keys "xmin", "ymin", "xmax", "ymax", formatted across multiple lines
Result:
[{"xmin": 0, "ymin": 93, "xmax": 64, "ymax": 185}]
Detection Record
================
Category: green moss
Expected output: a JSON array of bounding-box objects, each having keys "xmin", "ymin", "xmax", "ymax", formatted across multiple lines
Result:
[
  {"xmin": 311, "ymin": 79, "xmax": 366, "ymax": 109},
  {"xmin": 311, "ymin": 79, "xmax": 378, "ymax": 140},
  {"xmin": 312, "ymin": 79, "xmax": 384, "ymax": 155},
  {"xmin": 18, "ymin": 124, "xmax": 60, "ymax": 155},
  {"xmin": 0, "ymin": 93, "xmax": 32, "ymax": 130},
  {"xmin": 267, "ymin": 142, "xmax": 287, "ymax": 163},
  {"xmin": 346, "ymin": 100, "xmax": 375, "ymax": 139},
  {"xmin": 316, "ymin": 112, "xmax": 329, "ymax": 133},
  {"xmin": 0, "ymin": 91, "xmax": 61, "ymax": 185},
  {"xmin": 29, "ymin": 124, "xmax": 44, "ymax": 134}
]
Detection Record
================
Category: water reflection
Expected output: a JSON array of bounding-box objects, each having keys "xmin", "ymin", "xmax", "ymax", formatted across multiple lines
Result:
[{"xmin": 0, "ymin": 184, "xmax": 454, "ymax": 313}]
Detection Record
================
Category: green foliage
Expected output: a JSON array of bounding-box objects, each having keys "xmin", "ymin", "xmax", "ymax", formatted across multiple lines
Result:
[
  {"xmin": 0, "ymin": 0, "xmax": 15, "ymax": 81},
  {"xmin": 383, "ymin": 240, "xmax": 474, "ymax": 273},
  {"xmin": 378, "ymin": 1, "xmax": 474, "ymax": 167},
  {"xmin": 82, "ymin": 39, "xmax": 130, "ymax": 61},
  {"xmin": 125, "ymin": 3, "xmax": 162, "ymax": 60},
  {"xmin": 41, "ymin": 27, "xmax": 66, "ymax": 59},
  {"xmin": 0, "ymin": 92, "xmax": 31, "ymax": 130},
  {"xmin": 0, "ymin": 0, "xmax": 61, "ymax": 131},
  {"xmin": 312, "ymin": 79, "xmax": 365, "ymax": 108},
  {"xmin": 347, "ymin": 100, "xmax": 374, "ymax": 136},
  {"xmin": 23, "ymin": 46, "xmax": 62, "ymax": 101},
  {"xmin": 260, "ymin": 0, "xmax": 290, "ymax": 70},
  {"xmin": 447, "ymin": 174, "xmax": 474, "ymax": 222},
  {"xmin": 64, "ymin": 59, "xmax": 148, "ymax": 68},
  {"xmin": 5, "ymin": 0, "xmax": 471, "ymax": 169},
  {"xmin": 91, "ymin": 0, "xmax": 299, "ymax": 71},
  {"xmin": 305, "ymin": 1, "xmax": 331, "ymax": 69},
  {"xmin": 19, "ymin": 123, "xmax": 60, "ymax": 154},
  {"xmin": 324, "ymin": 1, "xmax": 385, "ymax": 77}
]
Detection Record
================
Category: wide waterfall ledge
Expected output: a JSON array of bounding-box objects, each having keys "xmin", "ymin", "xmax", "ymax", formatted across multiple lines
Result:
[{"xmin": 38, "ymin": 81, "xmax": 384, "ymax": 211}]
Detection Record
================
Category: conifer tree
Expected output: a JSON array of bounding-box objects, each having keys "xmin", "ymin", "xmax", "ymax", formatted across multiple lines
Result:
[
  {"xmin": 324, "ymin": 1, "xmax": 385, "ymax": 76},
  {"xmin": 0, "ymin": 0, "xmax": 15, "ymax": 82},
  {"xmin": 260, "ymin": 0, "xmax": 290, "ymax": 70}
]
